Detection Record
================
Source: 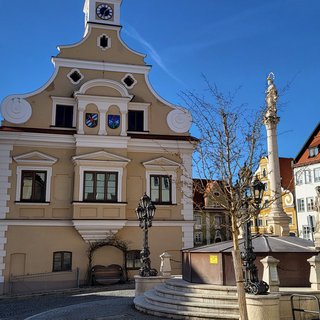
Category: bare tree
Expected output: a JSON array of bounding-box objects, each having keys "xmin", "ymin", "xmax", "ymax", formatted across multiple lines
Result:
[{"xmin": 181, "ymin": 80, "xmax": 265, "ymax": 320}]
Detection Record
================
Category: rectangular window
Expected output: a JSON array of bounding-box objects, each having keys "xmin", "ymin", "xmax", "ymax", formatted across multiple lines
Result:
[
  {"xmin": 194, "ymin": 231, "xmax": 203, "ymax": 245},
  {"xmin": 262, "ymin": 168, "xmax": 267, "ymax": 178},
  {"xmin": 195, "ymin": 215, "xmax": 202, "ymax": 229},
  {"xmin": 305, "ymin": 170, "xmax": 312, "ymax": 184},
  {"xmin": 126, "ymin": 250, "xmax": 141, "ymax": 270},
  {"xmin": 55, "ymin": 104, "xmax": 74, "ymax": 128},
  {"xmin": 53, "ymin": 251, "xmax": 72, "ymax": 272},
  {"xmin": 128, "ymin": 110, "xmax": 144, "ymax": 131},
  {"xmin": 309, "ymin": 147, "xmax": 319, "ymax": 158},
  {"xmin": 84, "ymin": 172, "xmax": 118, "ymax": 202},
  {"xmin": 314, "ymin": 168, "xmax": 320, "ymax": 182},
  {"xmin": 150, "ymin": 175, "xmax": 172, "ymax": 204},
  {"xmin": 297, "ymin": 198, "xmax": 305, "ymax": 212},
  {"xmin": 302, "ymin": 225, "xmax": 311, "ymax": 240},
  {"xmin": 295, "ymin": 171, "xmax": 303, "ymax": 185},
  {"xmin": 21, "ymin": 171, "xmax": 47, "ymax": 202},
  {"xmin": 307, "ymin": 197, "xmax": 315, "ymax": 211},
  {"xmin": 215, "ymin": 215, "xmax": 222, "ymax": 227},
  {"xmin": 263, "ymin": 182, "xmax": 268, "ymax": 191}
]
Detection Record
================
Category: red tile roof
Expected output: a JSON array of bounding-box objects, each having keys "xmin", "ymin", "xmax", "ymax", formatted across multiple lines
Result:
[{"xmin": 294, "ymin": 122, "xmax": 320, "ymax": 167}]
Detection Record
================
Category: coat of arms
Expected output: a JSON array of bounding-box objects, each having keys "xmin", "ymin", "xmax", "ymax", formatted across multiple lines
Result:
[
  {"xmin": 108, "ymin": 115, "xmax": 120, "ymax": 129},
  {"xmin": 85, "ymin": 113, "xmax": 98, "ymax": 128}
]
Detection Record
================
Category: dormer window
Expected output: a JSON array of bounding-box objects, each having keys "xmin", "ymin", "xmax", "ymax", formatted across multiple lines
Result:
[
  {"xmin": 128, "ymin": 110, "xmax": 143, "ymax": 132},
  {"xmin": 55, "ymin": 105, "xmax": 74, "ymax": 128},
  {"xmin": 51, "ymin": 97, "xmax": 76, "ymax": 129},
  {"xmin": 309, "ymin": 146, "xmax": 319, "ymax": 158}
]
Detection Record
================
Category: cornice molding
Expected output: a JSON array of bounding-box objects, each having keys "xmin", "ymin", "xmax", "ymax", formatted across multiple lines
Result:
[
  {"xmin": 0, "ymin": 131, "xmax": 75, "ymax": 148},
  {"xmin": 52, "ymin": 57, "xmax": 151, "ymax": 75},
  {"xmin": 13, "ymin": 151, "xmax": 58, "ymax": 165},
  {"xmin": 1, "ymin": 219, "xmax": 194, "ymax": 227},
  {"xmin": 74, "ymin": 134, "xmax": 130, "ymax": 148}
]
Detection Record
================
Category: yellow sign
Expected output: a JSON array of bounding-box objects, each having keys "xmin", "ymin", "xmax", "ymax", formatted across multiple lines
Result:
[{"xmin": 209, "ymin": 255, "xmax": 218, "ymax": 264}]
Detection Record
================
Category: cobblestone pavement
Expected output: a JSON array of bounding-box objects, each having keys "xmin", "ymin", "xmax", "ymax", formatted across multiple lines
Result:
[{"xmin": 0, "ymin": 284, "xmax": 163, "ymax": 320}]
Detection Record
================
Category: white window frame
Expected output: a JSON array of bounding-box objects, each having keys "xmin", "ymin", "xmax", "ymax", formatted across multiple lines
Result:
[
  {"xmin": 295, "ymin": 171, "xmax": 304, "ymax": 185},
  {"xmin": 51, "ymin": 96, "xmax": 77, "ymax": 128},
  {"xmin": 302, "ymin": 225, "xmax": 311, "ymax": 240},
  {"xmin": 309, "ymin": 147, "xmax": 319, "ymax": 158},
  {"xmin": 16, "ymin": 166, "xmax": 52, "ymax": 203},
  {"xmin": 305, "ymin": 170, "xmax": 312, "ymax": 184},
  {"xmin": 146, "ymin": 170, "xmax": 177, "ymax": 205},
  {"xmin": 306, "ymin": 197, "xmax": 315, "ymax": 212},
  {"xmin": 314, "ymin": 167, "xmax": 320, "ymax": 182},
  {"xmin": 79, "ymin": 166, "xmax": 123, "ymax": 202},
  {"xmin": 194, "ymin": 231, "xmax": 203, "ymax": 244},
  {"xmin": 127, "ymin": 103, "xmax": 150, "ymax": 132}
]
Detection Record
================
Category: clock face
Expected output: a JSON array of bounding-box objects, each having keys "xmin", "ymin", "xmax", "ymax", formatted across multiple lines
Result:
[{"xmin": 96, "ymin": 3, "xmax": 113, "ymax": 20}]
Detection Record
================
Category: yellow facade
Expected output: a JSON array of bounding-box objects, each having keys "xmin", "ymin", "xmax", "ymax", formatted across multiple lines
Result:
[{"xmin": 0, "ymin": 0, "xmax": 196, "ymax": 294}]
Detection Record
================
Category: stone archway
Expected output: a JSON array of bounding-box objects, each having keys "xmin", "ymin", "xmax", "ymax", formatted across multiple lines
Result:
[{"xmin": 87, "ymin": 236, "xmax": 128, "ymax": 285}]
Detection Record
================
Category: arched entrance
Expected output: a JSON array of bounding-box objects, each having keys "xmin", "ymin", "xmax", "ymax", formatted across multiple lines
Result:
[{"xmin": 87, "ymin": 237, "xmax": 128, "ymax": 285}]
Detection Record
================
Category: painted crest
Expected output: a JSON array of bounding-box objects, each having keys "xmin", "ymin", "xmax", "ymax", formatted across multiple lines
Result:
[
  {"xmin": 108, "ymin": 115, "xmax": 120, "ymax": 129},
  {"xmin": 85, "ymin": 113, "xmax": 98, "ymax": 128}
]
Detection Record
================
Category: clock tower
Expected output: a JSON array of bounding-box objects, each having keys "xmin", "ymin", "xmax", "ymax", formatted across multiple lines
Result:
[{"xmin": 83, "ymin": 0, "xmax": 122, "ymax": 32}]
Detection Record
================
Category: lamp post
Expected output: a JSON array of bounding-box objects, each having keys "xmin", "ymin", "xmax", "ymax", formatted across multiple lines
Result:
[
  {"xmin": 239, "ymin": 165, "xmax": 269, "ymax": 295},
  {"xmin": 135, "ymin": 193, "xmax": 158, "ymax": 277}
]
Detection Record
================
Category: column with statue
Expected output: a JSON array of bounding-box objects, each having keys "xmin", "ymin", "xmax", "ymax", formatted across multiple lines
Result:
[{"xmin": 263, "ymin": 73, "xmax": 290, "ymax": 236}]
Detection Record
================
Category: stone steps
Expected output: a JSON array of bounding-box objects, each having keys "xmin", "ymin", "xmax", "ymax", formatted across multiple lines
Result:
[
  {"xmin": 134, "ymin": 278, "xmax": 240, "ymax": 319},
  {"xmin": 156, "ymin": 284, "xmax": 238, "ymax": 305},
  {"xmin": 165, "ymin": 278, "xmax": 238, "ymax": 295}
]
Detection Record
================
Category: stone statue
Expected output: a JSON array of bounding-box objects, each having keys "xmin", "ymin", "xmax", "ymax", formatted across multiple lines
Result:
[
  {"xmin": 265, "ymin": 72, "xmax": 278, "ymax": 117},
  {"xmin": 315, "ymin": 187, "xmax": 320, "ymax": 209},
  {"xmin": 313, "ymin": 186, "xmax": 320, "ymax": 249}
]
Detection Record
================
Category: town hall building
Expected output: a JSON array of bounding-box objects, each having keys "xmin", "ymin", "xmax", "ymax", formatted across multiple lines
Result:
[{"xmin": 0, "ymin": 0, "xmax": 196, "ymax": 294}]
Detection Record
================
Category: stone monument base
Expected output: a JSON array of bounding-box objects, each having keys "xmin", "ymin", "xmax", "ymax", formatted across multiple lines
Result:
[{"xmin": 134, "ymin": 275, "xmax": 172, "ymax": 296}]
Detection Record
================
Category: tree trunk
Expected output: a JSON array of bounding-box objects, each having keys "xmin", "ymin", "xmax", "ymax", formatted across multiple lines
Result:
[{"xmin": 231, "ymin": 217, "xmax": 248, "ymax": 320}]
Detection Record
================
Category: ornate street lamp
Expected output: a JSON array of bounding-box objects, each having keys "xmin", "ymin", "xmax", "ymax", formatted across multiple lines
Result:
[
  {"xmin": 239, "ymin": 164, "xmax": 269, "ymax": 295},
  {"xmin": 135, "ymin": 193, "xmax": 158, "ymax": 277}
]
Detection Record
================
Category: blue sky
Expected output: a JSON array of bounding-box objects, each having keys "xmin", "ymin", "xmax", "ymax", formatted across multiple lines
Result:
[{"xmin": 0, "ymin": 0, "xmax": 319, "ymax": 159}]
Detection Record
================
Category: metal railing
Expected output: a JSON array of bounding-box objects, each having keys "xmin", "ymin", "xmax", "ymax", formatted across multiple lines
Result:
[
  {"xmin": 9, "ymin": 268, "xmax": 80, "ymax": 295},
  {"xmin": 291, "ymin": 294, "xmax": 320, "ymax": 320}
]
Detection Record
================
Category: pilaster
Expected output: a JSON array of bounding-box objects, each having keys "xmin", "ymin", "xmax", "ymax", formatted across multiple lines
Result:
[{"xmin": 0, "ymin": 143, "xmax": 12, "ymax": 293}]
